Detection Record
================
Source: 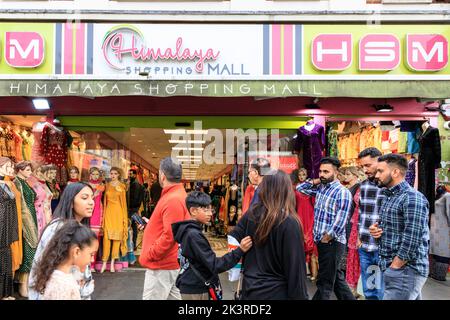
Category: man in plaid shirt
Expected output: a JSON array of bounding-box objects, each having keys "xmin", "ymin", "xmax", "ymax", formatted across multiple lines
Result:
[
  {"xmin": 370, "ymin": 154, "xmax": 429, "ymax": 300},
  {"xmin": 357, "ymin": 148, "xmax": 385, "ymax": 300},
  {"xmin": 297, "ymin": 157, "xmax": 355, "ymax": 300}
]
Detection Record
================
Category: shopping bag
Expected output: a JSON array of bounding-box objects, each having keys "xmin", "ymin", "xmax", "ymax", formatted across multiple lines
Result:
[{"xmin": 227, "ymin": 235, "xmax": 242, "ymax": 282}]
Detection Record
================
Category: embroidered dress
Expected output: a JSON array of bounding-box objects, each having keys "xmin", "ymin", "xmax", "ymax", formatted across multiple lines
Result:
[
  {"xmin": 42, "ymin": 270, "xmax": 81, "ymax": 300},
  {"xmin": 14, "ymin": 177, "xmax": 39, "ymax": 274},
  {"xmin": 28, "ymin": 175, "xmax": 53, "ymax": 236},
  {"xmin": 294, "ymin": 124, "xmax": 326, "ymax": 179}
]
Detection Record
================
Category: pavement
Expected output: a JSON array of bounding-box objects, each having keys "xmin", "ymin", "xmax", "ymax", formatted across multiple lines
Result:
[
  {"xmin": 91, "ymin": 267, "xmax": 450, "ymax": 300},
  {"xmin": 91, "ymin": 232, "xmax": 450, "ymax": 300}
]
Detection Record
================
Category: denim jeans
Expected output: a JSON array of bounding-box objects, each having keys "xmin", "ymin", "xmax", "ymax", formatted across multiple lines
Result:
[
  {"xmin": 358, "ymin": 248, "xmax": 384, "ymax": 300},
  {"xmin": 383, "ymin": 265, "xmax": 427, "ymax": 300}
]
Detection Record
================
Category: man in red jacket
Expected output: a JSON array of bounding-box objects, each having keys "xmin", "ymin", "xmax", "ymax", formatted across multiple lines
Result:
[{"xmin": 139, "ymin": 157, "xmax": 190, "ymax": 300}]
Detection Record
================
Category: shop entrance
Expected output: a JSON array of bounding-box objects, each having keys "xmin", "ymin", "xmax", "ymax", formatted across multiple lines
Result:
[{"xmin": 0, "ymin": 113, "xmax": 304, "ymax": 268}]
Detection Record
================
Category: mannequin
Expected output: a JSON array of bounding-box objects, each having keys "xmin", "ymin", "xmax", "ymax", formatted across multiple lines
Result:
[
  {"xmin": 42, "ymin": 164, "xmax": 60, "ymax": 212},
  {"xmin": 294, "ymin": 119, "xmax": 326, "ymax": 179},
  {"xmin": 13, "ymin": 161, "xmax": 39, "ymax": 298},
  {"xmin": 88, "ymin": 167, "xmax": 105, "ymax": 238},
  {"xmin": 88, "ymin": 167, "xmax": 105, "ymax": 271},
  {"xmin": 101, "ymin": 167, "xmax": 128, "ymax": 273},
  {"xmin": 0, "ymin": 157, "xmax": 19, "ymax": 300},
  {"xmin": 28, "ymin": 164, "xmax": 53, "ymax": 235},
  {"xmin": 67, "ymin": 166, "xmax": 80, "ymax": 185},
  {"xmin": 418, "ymin": 120, "xmax": 442, "ymax": 215}
]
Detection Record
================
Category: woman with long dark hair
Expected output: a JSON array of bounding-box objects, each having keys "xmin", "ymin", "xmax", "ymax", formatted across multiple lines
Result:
[
  {"xmin": 31, "ymin": 220, "xmax": 98, "ymax": 300},
  {"xmin": 229, "ymin": 170, "xmax": 309, "ymax": 300},
  {"xmin": 28, "ymin": 182, "xmax": 95, "ymax": 300}
]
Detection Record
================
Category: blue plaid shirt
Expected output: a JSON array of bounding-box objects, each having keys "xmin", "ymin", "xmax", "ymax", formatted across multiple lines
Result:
[
  {"xmin": 297, "ymin": 180, "xmax": 352, "ymax": 245},
  {"xmin": 378, "ymin": 181, "xmax": 430, "ymax": 277},
  {"xmin": 358, "ymin": 179, "xmax": 384, "ymax": 252}
]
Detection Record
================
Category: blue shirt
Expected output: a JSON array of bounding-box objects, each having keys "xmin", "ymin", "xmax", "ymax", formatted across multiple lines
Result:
[
  {"xmin": 378, "ymin": 181, "xmax": 429, "ymax": 277},
  {"xmin": 297, "ymin": 180, "xmax": 353, "ymax": 245}
]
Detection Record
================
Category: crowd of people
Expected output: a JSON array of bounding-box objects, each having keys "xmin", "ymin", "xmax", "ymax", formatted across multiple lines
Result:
[{"xmin": 1, "ymin": 145, "xmax": 431, "ymax": 300}]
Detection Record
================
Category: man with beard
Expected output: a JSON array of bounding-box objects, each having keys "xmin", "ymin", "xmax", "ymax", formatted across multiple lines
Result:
[
  {"xmin": 297, "ymin": 157, "xmax": 355, "ymax": 300},
  {"xmin": 369, "ymin": 154, "xmax": 429, "ymax": 300},
  {"xmin": 357, "ymin": 148, "xmax": 385, "ymax": 300}
]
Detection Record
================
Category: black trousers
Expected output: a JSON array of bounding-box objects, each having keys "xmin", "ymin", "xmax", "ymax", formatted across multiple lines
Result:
[{"xmin": 312, "ymin": 240, "xmax": 355, "ymax": 300}]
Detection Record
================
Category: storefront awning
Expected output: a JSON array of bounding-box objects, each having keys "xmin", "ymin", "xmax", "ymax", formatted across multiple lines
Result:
[{"xmin": 2, "ymin": 80, "xmax": 450, "ymax": 99}]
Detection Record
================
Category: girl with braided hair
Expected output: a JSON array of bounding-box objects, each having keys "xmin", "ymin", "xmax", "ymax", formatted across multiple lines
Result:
[{"xmin": 31, "ymin": 220, "xmax": 98, "ymax": 300}]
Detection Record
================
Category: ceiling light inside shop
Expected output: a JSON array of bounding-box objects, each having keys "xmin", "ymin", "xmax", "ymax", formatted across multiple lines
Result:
[
  {"xmin": 172, "ymin": 147, "xmax": 204, "ymax": 151},
  {"xmin": 176, "ymin": 155, "xmax": 202, "ymax": 159},
  {"xmin": 169, "ymin": 140, "xmax": 206, "ymax": 144},
  {"xmin": 164, "ymin": 129, "xmax": 186, "ymax": 134},
  {"xmin": 32, "ymin": 98, "xmax": 50, "ymax": 110},
  {"xmin": 186, "ymin": 130, "xmax": 208, "ymax": 135}
]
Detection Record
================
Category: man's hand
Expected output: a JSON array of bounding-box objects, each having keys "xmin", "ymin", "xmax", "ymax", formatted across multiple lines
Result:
[
  {"xmin": 138, "ymin": 217, "xmax": 150, "ymax": 231},
  {"xmin": 390, "ymin": 256, "xmax": 406, "ymax": 269},
  {"xmin": 357, "ymin": 238, "xmax": 362, "ymax": 248},
  {"xmin": 369, "ymin": 222, "xmax": 383, "ymax": 239},
  {"xmin": 321, "ymin": 233, "xmax": 333, "ymax": 243}
]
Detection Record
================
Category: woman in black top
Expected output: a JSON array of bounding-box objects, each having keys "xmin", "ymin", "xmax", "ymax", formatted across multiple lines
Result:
[{"xmin": 229, "ymin": 170, "xmax": 309, "ymax": 300}]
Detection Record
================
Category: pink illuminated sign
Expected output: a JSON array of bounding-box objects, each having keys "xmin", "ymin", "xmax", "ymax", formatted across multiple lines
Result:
[
  {"xmin": 406, "ymin": 34, "xmax": 448, "ymax": 71},
  {"xmin": 5, "ymin": 32, "xmax": 44, "ymax": 68},
  {"xmin": 102, "ymin": 27, "xmax": 220, "ymax": 73},
  {"xmin": 311, "ymin": 34, "xmax": 352, "ymax": 71},
  {"xmin": 359, "ymin": 34, "xmax": 400, "ymax": 71}
]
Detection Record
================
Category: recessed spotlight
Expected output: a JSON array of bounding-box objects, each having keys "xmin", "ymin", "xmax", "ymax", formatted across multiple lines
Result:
[{"xmin": 373, "ymin": 104, "xmax": 394, "ymax": 113}]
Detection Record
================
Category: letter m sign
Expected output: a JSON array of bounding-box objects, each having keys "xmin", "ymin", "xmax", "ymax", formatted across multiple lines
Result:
[
  {"xmin": 407, "ymin": 34, "xmax": 448, "ymax": 71},
  {"xmin": 5, "ymin": 32, "xmax": 44, "ymax": 68}
]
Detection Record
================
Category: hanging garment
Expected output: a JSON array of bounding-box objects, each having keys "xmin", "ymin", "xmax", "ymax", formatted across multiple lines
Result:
[
  {"xmin": 14, "ymin": 177, "xmax": 39, "ymax": 274},
  {"xmin": 406, "ymin": 158, "xmax": 417, "ymax": 187},
  {"xmin": 294, "ymin": 124, "xmax": 325, "ymax": 179},
  {"xmin": 31, "ymin": 122, "xmax": 48, "ymax": 165},
  {"xmin": 21, "ymin": 131, "xmax": 33, "ymax": 161},
  {"xmin": 407, "ymin": 129, "xmax": 420, "ymax": 154},
  {"xmin": 327, "ymin": 129, "xmax": 338, "ymax": 158},
  {"xmin": 398, "ymin": 131, "xmax": 408, "ymax": 154},
  {"xmin": 12, "ymin": 130, "xmax": 23, "ymax": 162},
  {"xmin": 41, "ymin": 127, "xmax": 72, "ymax": 185},
  {"xmin": 418, "ymin": 126, "xmax": 442, "ymax": 214},
  {"xmin": 389, "ymin": 128, "xmax": 400, "ymax": 154},
  {"xmin": 0, "ymin": 182, "xmax": 18, "ymax": 298},
  {"xmin": 381, "ymin": 131, "xmax": 391, "ymax": 154}
]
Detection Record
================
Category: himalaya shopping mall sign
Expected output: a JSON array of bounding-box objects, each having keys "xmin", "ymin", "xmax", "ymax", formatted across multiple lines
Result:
[{"xmin": 1, "ymin": 22, "xmax": 450, "ymax": 98}]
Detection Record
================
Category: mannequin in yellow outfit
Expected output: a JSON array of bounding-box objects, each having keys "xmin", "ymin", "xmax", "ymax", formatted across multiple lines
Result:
[{"xmin": 101, "ymin": 167, "xmax": 128, "ymax": 273}]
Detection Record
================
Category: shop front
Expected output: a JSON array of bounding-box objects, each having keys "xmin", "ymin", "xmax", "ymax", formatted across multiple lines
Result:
[{"xmin": 1, "ymin": 21, "xmax": 449, "ymax": 277}]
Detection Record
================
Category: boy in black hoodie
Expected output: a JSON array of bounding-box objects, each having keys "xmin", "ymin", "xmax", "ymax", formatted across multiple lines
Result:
[{"xmin": 172, "ymin": 191, "xmax": 252, "ymax": 300}]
